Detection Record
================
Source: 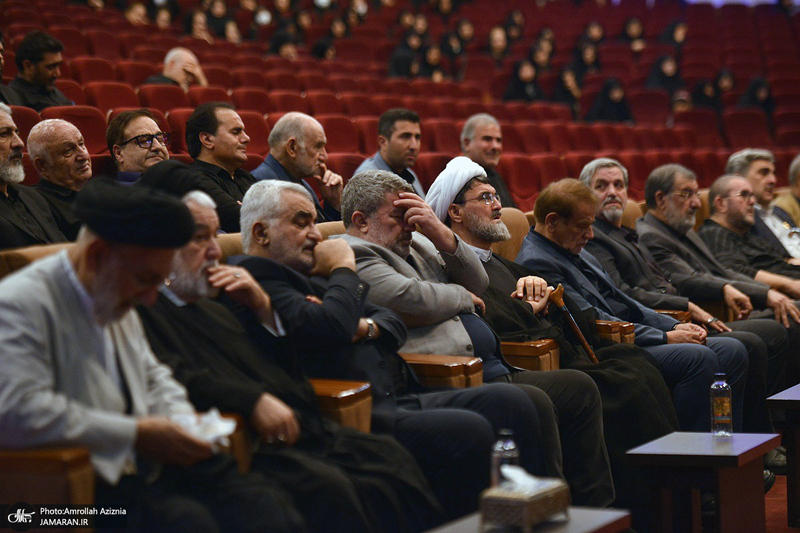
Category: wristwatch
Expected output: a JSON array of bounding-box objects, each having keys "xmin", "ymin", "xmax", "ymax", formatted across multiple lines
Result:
[{"xmin": 364, "ymin": 318, "xmax": 377, "ymax": 340}]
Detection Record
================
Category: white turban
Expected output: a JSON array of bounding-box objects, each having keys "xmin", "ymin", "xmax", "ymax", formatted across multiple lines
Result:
[{"xmin": 426, "ymin": 156, "xmax": 487, "ymax": 222}]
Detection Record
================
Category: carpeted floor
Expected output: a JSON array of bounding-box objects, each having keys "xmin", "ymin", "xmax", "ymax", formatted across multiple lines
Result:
[{"xmin": 766, "ymin": 475, "xmax": 797, "ymax": 532}]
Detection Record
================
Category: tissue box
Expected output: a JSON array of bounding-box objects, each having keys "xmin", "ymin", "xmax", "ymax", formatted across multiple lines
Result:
[{"xmin": 480, "ymin": 477, "xmax": 570, "ymax": 531}]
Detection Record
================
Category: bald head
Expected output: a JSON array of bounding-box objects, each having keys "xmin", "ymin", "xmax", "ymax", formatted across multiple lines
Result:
[
  {"xmin": 28, "ymin": 119, "xmax": 91, "ymax": 190},
  {"xmin": 268, "ymin": 112, "xmax": 328, "ymax": 180},
  {"xmin": 162, "ymin": 47, "xmax": 203, "ymax": 89}
]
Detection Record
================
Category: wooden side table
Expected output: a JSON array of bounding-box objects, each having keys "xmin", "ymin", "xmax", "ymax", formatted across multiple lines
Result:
[
  {"xmin": 627, "ymin": 432, "xmax": 779, "ymax": 533},
  {"xmin": 426, "ymin": 507, "xmax": 631, "ymax": 533},
  {"xmin": 767, "ymin": 383, "xmax": 800, "ymax": 527}
]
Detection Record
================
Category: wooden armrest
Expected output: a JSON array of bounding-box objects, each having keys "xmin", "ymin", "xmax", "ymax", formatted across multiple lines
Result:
[
  {"xmin": 399, "ymin": 353, "xmax": 483, "ymax": 389},
  {"xmin": 656, "ymin": 309, "xmax": 692, "ymax": 323},
  {"xmin": 695, "ymin": 300, "xmax": 732, "ymax": 322},
  {"xmin": 596, "ymin": 320, "xmax": 636, "ymax": 344},
  {"xmin": 501, "ymin": 339, "xmax": 560, "ymax": 371},
  {"xmin": 0, "ymin": 447, "xmax": 95, "ymax": 505},
  {"xmin": 220, "ymin": 413, "xmax": 253, "ymax": 474},
  {"xmin": 310, "ymin": 379, "xmax": 372, "ymax": 433}
]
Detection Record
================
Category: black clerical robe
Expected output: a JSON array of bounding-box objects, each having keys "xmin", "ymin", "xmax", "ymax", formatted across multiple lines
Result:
[
  {"xmin": 137, "ymin": 293, "xmax": 442, "ymax": 533},
  {"xmin": 482, "ymin": 252, "xmax": 679, "ymax": 527}
]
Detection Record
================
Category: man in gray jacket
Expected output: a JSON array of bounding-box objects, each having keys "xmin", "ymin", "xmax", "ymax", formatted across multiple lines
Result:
[{"xmin": 339, "ymin": 169, "xmax": 615, "ymax": 508}]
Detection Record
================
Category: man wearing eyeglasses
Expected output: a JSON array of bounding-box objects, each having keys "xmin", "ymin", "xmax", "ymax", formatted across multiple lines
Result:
[
  {"xmin": 637, "ymin": 163, "xmax": 800, "ymax": 329},
  {"xmin": 27, "ymin": 118, "xmax": 92, "ymax": 240},
  {"xmin": 700, "ymin": 175, "xmax": 800, "ymax": 291},
  {"xmin": 107, "ymin": 109, "xmax": 170, "ymax": 183}
]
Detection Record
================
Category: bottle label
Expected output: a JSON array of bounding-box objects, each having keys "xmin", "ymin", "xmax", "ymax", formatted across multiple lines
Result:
[{"xmin": 712, "ymin": 398, "xmax": 732, "ymax": 422}]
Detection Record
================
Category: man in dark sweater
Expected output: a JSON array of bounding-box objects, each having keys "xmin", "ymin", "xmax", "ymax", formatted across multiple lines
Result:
[
  {"xmin": 700, "ymin": 175, "xmax": 800, "ymax": 290},
  {"xmin": 186, "ymin": 102, "xmax": 256, "ymax": 233},
  {"xmin": 137, "ymin": 188, "xmax": 443, "ymax": 533},
  {"xmin": 0, "ymin": 103, "xmax": 66, "ymax": 250},
  {"xmin": 8, "ymin": 31, "xmax": 72, "ymax": 113},
  {"xmin": 234, "ymin": 178, "xmax": 554, "ymax": 519},
  {"xmin": 28, "ymin": 118, "xmax": 92, "ymax": 240}
]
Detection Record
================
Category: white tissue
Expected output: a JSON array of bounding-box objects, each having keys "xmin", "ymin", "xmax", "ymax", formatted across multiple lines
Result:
[
  {"xmin": 498, "ymin": 465, "xmax": 565, "ymax": 495},
  {"xmin": 171, "ymin": 409, "xmax": 237, "ymax": 452}
]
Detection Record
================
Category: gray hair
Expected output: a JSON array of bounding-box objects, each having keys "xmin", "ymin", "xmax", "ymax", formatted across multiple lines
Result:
[
  {"xmin": 240, "ymin": 180, "xmax": 312, "ymax": 250},
  {"xmin": 645, "ymin": 164, "xmax": 697, "ymax": 209},
  {"xmin": 790, "ymin": 153, "xmax": 800, "ymax": 186},
  {"xmin": 27, "ymin": 118, "xmax": 75, "ymax": 164},
  {"xmin": 164, "ymin": 47, "xmax": 193, "ymax": 65},
  {"xmin": 578, "ymin": 157, "xmax": 629, "ymax": 188},
  {"xmin": 182, "ymin": 190, "xmax": 217, "ymax": 210},
  {"xmin": 267, "ymin": 112, "xmax": 320, "ymax": 149},
  {"xmin": 0, "ymin": 102, "xmax": 11, "ymax": 116},
  {"xmin": 708, "ymin": 175, "xmax": 741, "ymax": 215},
  {"xmin": 726, "ymin": 148, "xmax": 775, "ymax": 176},
  {"xmin": 341, "ymin": 170, "xmax": 414, "ymax": 228},
  {"xmin": 460, "ymin": 113, "xmax": 500, "ymax": 151}
]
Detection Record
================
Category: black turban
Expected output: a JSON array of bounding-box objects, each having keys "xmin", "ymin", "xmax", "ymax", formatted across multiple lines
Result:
[{"xmin": 74, "ymin": 177, "xmax": 194, "ymax": 248}]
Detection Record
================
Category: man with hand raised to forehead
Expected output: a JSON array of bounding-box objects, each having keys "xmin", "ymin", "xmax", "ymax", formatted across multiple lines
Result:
[
  {"xmin": 0, "ymin": 178, "xmax": 304, "ymax": 533},
  {"xmin": 251, "ymin": 111, "xmax": 344, "ymax": 222},
  {"xmin": 339, "ymin": 168, "xmax": 615, "ymax": 508},
  {"xmin": 137, "ymin": 179, "xmax": 442, "ymax": 533},
  {"xmin": 232, "ymin": 179, "xmax": 551, "ymax": 521}
]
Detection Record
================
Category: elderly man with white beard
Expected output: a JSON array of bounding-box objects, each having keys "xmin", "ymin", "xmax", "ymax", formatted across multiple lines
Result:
[{"xmin": 0, "ymin": 102, "xmax": 66, "ymax": 249}]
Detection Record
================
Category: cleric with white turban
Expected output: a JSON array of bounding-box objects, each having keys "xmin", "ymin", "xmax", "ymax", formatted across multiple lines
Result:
[{"xmin": 425, "ymin": 156, "xmax": 487, "ymax": 222}]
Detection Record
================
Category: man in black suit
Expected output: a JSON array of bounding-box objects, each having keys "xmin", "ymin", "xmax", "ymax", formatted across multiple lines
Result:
[
  {"xmin": 580, "ymin": 158, "xmax": 790, "ymax": 459},
  {"xmin": 28, "ymin": 118, "xmax": 92, "ymax": 240},
  {"xmin": 0, "ymin": 103, "xmax": 66, "ymax": 250},
  {"xmin": 230, "ymin": 178, "xmax": 554, "ymax": 521}
]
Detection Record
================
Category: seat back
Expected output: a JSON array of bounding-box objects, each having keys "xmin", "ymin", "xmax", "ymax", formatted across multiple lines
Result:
[{"xmin": 491, "ymin": 208, "xmax": 529, "ymax": 261}]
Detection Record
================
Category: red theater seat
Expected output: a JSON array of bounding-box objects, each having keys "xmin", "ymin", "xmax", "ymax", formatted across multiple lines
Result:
[
  {"xmin": 187, "ymin": 86, "xmax": 231, "ymax": 106},
  {"xmin": 238, "ymin": 110, "xmax": 270, "ymax": 156},
  {"xmin": 316, "ymin": 115, "xmax": 360, "ymax": 154},
  {"xmin": 85, "ymin": 82, "xmax": 140, "ymax": 116},
  {"xmin": 9, "ymin": 106, "xmax": 41, "ymax": 144},
  {"xmin": 40, "ymin": 106, "xmax": 108, "ymax": 153},
  {"xmin": 137, "ymin": 85, "xmax": 191, "ymax": 114},
  {"xmin": 231, "ymin": 87, "xmax": 270, "ymax": 115}
]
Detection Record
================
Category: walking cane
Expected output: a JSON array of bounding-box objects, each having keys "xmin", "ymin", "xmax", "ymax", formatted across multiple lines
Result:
[{"xmin": 548, "ymin": 284, "xmax": 599, "ymax": 364}]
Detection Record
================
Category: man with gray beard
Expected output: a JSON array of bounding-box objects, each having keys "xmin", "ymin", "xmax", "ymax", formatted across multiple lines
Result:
[{"xmin": 0, "ymin": 102, "xmax": 65, "ymax": 249}]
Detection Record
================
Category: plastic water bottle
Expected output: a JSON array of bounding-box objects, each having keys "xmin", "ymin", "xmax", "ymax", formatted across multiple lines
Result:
[
  {"xmin": 491, "ymin": 429, "xmax": 520, "ymax": 486},
  {"xmin": 711, "ymin": 373, "xmax": 733, "ymax": 438}
]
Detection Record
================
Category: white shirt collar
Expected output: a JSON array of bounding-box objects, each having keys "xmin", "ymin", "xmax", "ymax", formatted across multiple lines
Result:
[{"xmin": 465, "ymin": 242, "xmax": 493, "ymax": 262}]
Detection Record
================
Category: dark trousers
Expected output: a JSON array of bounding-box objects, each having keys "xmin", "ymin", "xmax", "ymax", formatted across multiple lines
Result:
[
  {"xmin": 644, "ymin": 336, "xmax": 748, "ymax": 432},
  {"xmin": 95, "ymin": 455, "xmax": 306, "ymax": 533},
  {"xmin": 490, "ymin": 369, "xmax": 615, "ymax": 508},
  {"xmin": 377, "ymin": 383, "xmax": 545, "ymax": 520},
  {"xmin": 713, "ymin": 318, "xmax": 789, "ymax": 432}
]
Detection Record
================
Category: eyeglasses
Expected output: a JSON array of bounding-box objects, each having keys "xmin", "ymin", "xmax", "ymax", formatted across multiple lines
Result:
[
  {"xmin": 723, "ymin": 190, "xmax": 753, "ymax": 201},
  {"xmin": 461, "ymin": 192, "xmax": 502, "ymax": 205},
  {"xmin": 119, "ymin": 132, "xmax": 171, "ymax": 149},
  {"xmin": 669, "ymin": 189, "xmax": 700, "ymax": 201}
]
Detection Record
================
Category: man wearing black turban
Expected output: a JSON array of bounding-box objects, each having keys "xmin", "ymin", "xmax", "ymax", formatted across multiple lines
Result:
[{"xmin": 0, "ymin": 179, "xmax": 307, "ymax": 533}]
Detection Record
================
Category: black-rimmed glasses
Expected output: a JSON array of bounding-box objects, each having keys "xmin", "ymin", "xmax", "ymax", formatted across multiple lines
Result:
[{"xmin": 119, "ymin": 132, "xmax": 171, "ymax": 149}]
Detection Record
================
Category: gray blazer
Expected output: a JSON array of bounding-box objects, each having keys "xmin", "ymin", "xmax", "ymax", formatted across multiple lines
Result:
[
  {"xmin": 637, "ymin": 213, "xmax": 770, "ymax": 309},
  {"xmin": 339, "ymin": 232, "xmax": 489, "ymax": 356},
  {"xmin": 0, "ymin": 252, "xmax": 194, "ymax": 483}
]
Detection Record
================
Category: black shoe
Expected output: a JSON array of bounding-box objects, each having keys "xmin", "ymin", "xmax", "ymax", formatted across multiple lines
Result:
[
  {"xmin": 765, "ymin": 448, "xmax": 787, "ymax": 475},
  {"xmin": 765, "ymin": 469, "xmax": 777, "ymax": 494}
]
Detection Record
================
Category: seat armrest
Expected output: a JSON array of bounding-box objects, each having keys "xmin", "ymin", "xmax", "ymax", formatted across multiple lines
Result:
[
  {"xmin": 596, "ymin": 320, "xmax": 636, "ymax": 344},
  {"xmin": 656, "ymin": 309, "xmax": 691, "ymax": 323},
  {"xmin": 310, "ymin": 379, "xmax": 372, "ymax": 433},
  {"xmin": 501, "ymin": 339, "xmax": 560, "ymax": 371},
  {"xmin": 0, "ymin": 447, "xmax": 95, "ymax": 506},
  {"xmin": 399, "ymin": 353, "xmax": 483, "ymax": 389}
]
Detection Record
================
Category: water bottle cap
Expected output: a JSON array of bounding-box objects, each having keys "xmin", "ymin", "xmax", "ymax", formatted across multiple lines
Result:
[
  {"xmin": 497, "ymin": 428, "xmax": 514, "ymax": 437},
  {"xmin": 714, "ymin": 373, "xmax": 726, "ymax": 379}
]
